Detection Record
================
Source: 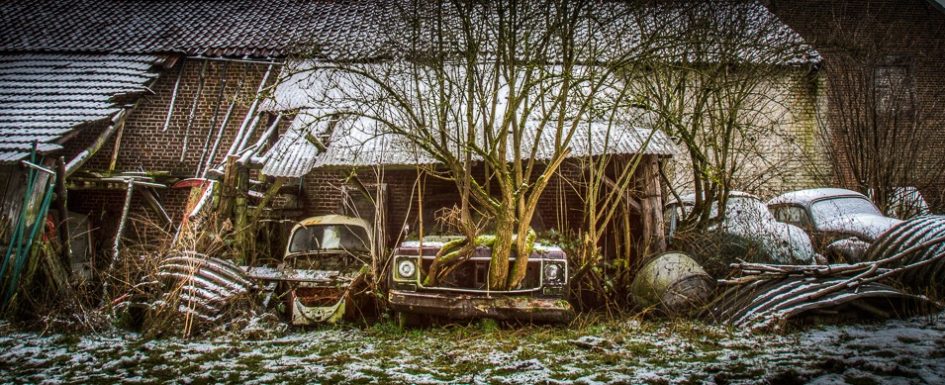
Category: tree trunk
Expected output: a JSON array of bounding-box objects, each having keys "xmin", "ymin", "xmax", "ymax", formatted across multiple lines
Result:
[{"xmin": 488, "ymin": 207, "xmax": 515, "ymax": 290}]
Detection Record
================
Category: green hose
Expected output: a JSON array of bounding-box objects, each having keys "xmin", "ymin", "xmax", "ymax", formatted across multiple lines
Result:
[
  {"xmin": 3, "ymin": 178, "xmax": 56, "ymax": 306},
  {"xmin": 1, "ymin": 145, "xmax": 57, "ymax": 309}
]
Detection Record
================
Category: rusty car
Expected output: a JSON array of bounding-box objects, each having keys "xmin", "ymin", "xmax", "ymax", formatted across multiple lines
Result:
[
  {"xmin": 767, "ymin": 188, "xmax": 902, "ymax": 262},
  {"xmin": 245, "ymin": 214, "xmax": 371, "ymax": 325},
  {"xmin": 388, "ymin": 237, "xmax": 573, "ymax": 323}
]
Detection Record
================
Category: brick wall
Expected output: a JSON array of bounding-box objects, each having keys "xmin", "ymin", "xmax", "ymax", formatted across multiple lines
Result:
[
  {"xmin": 62, "ymin": 58, "xmax": 281, "ymax": 243},
  {"xmin": 660, "ymin": 68, "xmax": 830, "ymax": 200},
  {"xmin": 765, "ymin": 0, "xmax": 945, "ymax": 207},
  {"xmin": 299, "ymin": 163, "xmax": 594, "ymax": 248}
]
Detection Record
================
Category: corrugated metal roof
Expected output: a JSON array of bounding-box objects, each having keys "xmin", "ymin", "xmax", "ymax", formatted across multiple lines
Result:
[
  {"xmin": 0, "ymin": 54, "xmax": 164, "ymax": 163},
  {"xmin": 261, "ymin": 112, "xmax": 331, "ymax": 178},
  {"xmin": 311, "ymin": 116, "xmax": 676, "ymax": 169},
  {"xmin": 261, "ymin": 61, "xmax": 677, "ymax": 174}
]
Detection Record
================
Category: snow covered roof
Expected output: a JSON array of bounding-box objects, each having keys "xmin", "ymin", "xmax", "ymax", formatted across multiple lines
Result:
[
  {"xmin": 261, "ymin": 113, "xmax": 328, "ymax": 178},
  {"xmin": 0, "ymin": 54, "xmax": 166, "ymax": 163},
  {"xmin": 260, "ymin": 59, "xmax": 676, "ymax": 175},
  {"xmin": 767, "ymin": 188, "xmax": 868, "ymax": 207},
  {"xmin": 0, "ymin": 0, "xmax": 392, "ymax": 59},
  {"xmin": 0, "ymin": 0, "xmax": 817, "ymax": 64},
  {"xmin": 260, "ymin": 110, "xmax": 677, "ymax": 175},
  {"xmin": 262, "ymin": 113, "xmax": 676, "ymax": 173}
]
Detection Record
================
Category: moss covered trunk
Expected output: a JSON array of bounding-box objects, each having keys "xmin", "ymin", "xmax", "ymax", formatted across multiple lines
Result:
[{"xmin": 488, "ymin": 207, "xmax": 515, "ymax": 290}]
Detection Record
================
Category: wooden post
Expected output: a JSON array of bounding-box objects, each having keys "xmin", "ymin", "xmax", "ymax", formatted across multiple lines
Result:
[
  {"xmin": 233, "ymin": 166, "xmax": 249, "ymax": 265},
  {"xmin": 251, "ymin": 178, "xmax": 284, "ymax": 221},
  {"xmin": 640, "ymin": 156, "xmax": 666, "ymax": 255},
  {"xmin": 103, "ymin": 179, "xmax": 134, "ymax": 299},
  {"xmin": 54, "ymin": 157, "xmax": 72, "ymax": 278},
  {"xmin": 218, "ymin": 155, "xmax": 239, "ymax": 219},
  {"xmin": 107, "ymin": 115, "xmax": 126, "ymax": 173}
]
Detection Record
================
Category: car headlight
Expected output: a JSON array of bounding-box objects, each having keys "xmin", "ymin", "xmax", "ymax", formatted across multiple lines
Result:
[
  {"xmin": 397, "ymin": 259, "xmax": 416, "ymax": 279},
  {"xmin": 544, "ymin": 263, "xmax": 561, "ymax": 282}
]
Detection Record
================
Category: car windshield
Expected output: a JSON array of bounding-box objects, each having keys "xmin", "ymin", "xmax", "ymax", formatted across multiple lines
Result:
[
  {"xmin": 289, "ymin": 224, "xmax": 370, "ymax": 253},
  {"xmin": 810, "ymin": 197, "xmax": 881, "ymax": 225}
]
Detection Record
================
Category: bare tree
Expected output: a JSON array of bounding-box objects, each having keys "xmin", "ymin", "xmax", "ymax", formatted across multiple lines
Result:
[
  {"xmin": 289, "ymin": 0, "xmax": 652, "ymax": 290},
  {"xmin": 814, "ymin": 10, "xmax": 945, "ymax": 216},
  {"xmin": 628, "ymin": 1, "xmax": 813, "ymax": 231}
]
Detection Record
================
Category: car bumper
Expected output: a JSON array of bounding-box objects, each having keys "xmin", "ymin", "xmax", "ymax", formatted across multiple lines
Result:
[{"xmin": 388, "ymin": 290, "xmax": 574, "ymax": 323}]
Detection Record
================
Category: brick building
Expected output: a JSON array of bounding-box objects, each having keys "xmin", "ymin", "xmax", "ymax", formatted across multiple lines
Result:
[
  {"xmin": 763, "ymin": 0, "xmax": 945, "ymax": 210},
  {"xmin": 0, "ymin": 0, "xmax": 834, "ymax": 268}
]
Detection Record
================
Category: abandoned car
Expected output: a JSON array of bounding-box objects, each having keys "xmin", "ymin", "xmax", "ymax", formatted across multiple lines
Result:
[
  {"xmin": 664, "ymin": 191, "xmax": 817, "ymax": 269},
  {"xmin": 388, "ymin": 237, "xmax": 574, "ymax": 323},
  {"xmin": 246, "ymin": 215, "xmax": 371, "ymax": 325},
  {"xmin": 768, "ymin": 188, "xmax": 903, "ymax": 262}
]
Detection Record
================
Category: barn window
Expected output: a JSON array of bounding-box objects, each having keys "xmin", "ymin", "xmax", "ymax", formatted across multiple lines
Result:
[{"xmin": 873, "ymin": 64, "xmax": 914, "ymax": 115}]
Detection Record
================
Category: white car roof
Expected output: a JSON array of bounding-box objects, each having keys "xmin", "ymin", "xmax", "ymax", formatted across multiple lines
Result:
[
  {"xmin": 767, "ymin": 188, "xmax": 867, "ymax": 207},
  {"xmin": 665, "ymin": 190, "xmax": 759, "ymax": 207}
]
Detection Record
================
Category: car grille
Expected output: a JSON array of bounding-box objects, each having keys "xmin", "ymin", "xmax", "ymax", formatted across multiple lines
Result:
[
  {"xmin": 294, "ymin": 287, "xmax": 345, "ymax": 306},
  {"xmin": 422, "ymin": 259, "xmax": 542, "ymax": 290}
]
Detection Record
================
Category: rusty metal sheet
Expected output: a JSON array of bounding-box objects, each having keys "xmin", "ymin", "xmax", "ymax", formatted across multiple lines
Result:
[
  {"xmin": 156, "ymin": 252, "xmax": 255, "ymax": 325},
  {"xmin": 704, "ymin": 276, "xmax": 938, "ymax": 331}
]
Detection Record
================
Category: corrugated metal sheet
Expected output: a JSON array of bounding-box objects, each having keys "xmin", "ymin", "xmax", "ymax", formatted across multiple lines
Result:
[
  {"xmin": 261, "ymin": 61, "xmax": 677, "ymax": 174},
  {"xmin": 707, "ymin": 276, "xmax": 937, "ymax": 330},
  {"xmin": 261, "ymin": 112, "xmax": 332, "ymax": 178},
  {"xmin": 311, "ymin": 116, "xmax": 676, "ymax": 169},
  {"xmin": 0, "ymin": 54, "xmax": 164, "ymax": 163}
]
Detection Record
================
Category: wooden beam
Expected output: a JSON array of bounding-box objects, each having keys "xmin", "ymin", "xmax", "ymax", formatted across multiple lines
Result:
[{"xmin": 55, "ymin": 157, "xmax": 72, "ymax": 279}]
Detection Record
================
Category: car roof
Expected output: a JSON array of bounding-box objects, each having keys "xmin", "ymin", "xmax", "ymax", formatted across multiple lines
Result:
[
  {"xmin": 665, "ymin": 190, "xmax": 758, "ymax": 206},
  {"xmin": 767, "ymin": 188, "xmax": 868, "ymax": 206}
]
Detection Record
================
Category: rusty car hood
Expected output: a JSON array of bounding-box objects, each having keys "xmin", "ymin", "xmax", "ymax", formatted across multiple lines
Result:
[{"xmin": 818, "ymin": 213, "xmax": 902, "ymax": 241}]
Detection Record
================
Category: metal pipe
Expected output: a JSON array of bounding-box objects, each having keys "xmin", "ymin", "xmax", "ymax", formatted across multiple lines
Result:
[
  {"xmin": 187, "ymin": 56, "xmax": 285, "ymax": 66},
  {"xmin": 141, "ymin": 188, "xmax": 173, "ymax": 227},
  {"xmin": 235, "ymin": 113, "xmax": 262, "ymax": 153},
  {"xmin": 225, "ymin": 62, "xmax": 275, "ymax": 159},
  {"xmin": 196, "ymin": 61, "xmax": 230, "ymax": 177},
  {"xmin": 20, "ymin": 160, "xmax": 56, "ymax": 176},
  {"xmin": 201, "ymin": 69, "xmax": 245, "ymax": 179},
  {"xmin": 65, "ymin": 110, "xmax": 128, "ymax": 177},
  {"xmin": 161, "ymin": 58, "xmax": 186, "ymax": 132},
  {"xmin": 238, "ymin": 113, "xmax": 282, "ymax": 165},
  {"xmin": 180, "ymin": 59, "xmax": 209, "ymax": 162},
  {"xmin": 97, "ymin": 177, "xmax": 166, "ymax": 189}
]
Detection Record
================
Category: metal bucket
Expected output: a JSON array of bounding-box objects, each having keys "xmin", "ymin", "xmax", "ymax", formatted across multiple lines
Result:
[{"xmin": 631, "ymin": 251, "xmax": 716, "ymax": 315}]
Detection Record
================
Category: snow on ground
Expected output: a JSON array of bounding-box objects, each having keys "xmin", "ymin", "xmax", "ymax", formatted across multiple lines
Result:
[{"xmin": 0, "ymin": 312, "xmax": 942, "ymax": 385}]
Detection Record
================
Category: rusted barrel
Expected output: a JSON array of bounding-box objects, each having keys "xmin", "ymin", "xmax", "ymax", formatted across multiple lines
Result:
[{"xmin": 630, "ymin": 251, "xmax": 716, "ymax": 315}]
